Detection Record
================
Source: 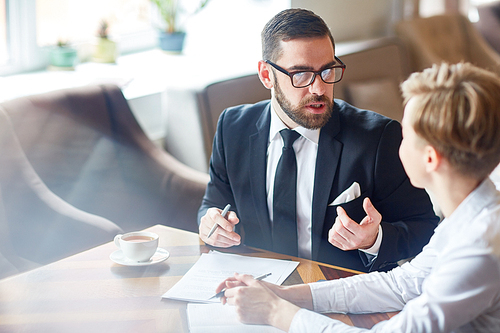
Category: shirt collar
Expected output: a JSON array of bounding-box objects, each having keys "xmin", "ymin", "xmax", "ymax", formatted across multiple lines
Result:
[
  {"xmin": 443, "ymin": 178, "xmax": 499, "ymax": 227},
  {"xmin": 269, "ymin": 104, "xmax": 320, "ymax": 145}
]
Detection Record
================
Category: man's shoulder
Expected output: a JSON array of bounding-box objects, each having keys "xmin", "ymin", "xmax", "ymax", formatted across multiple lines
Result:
[
  {"xmin": 222, "ymin": 100, "xmax": 271, "ymax": 120},
  {"xmin": 335, "ymin": 99, "xmax": 395, "ymax": 124},
  {"xmin": 334, "ymin": 99, "xmax": 400, "ymax": 133},
  {"xmin": 217, "ymin": 100, "xmax": 271, "ymax": 134}
]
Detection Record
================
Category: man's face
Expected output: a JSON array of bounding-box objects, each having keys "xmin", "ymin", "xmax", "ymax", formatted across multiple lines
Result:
[{"xmin": 270, "ymin": 36, "xmax": 336, "ymax": 129}]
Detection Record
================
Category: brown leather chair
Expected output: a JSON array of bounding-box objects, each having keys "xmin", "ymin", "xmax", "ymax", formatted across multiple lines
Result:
[
  {"xmin": 196, "ymin": 74, "xmax": 270, "ymax": 166},
  {"xmin": 395, "ymin": 14, "xmax": 500, "ymax": 75},
  {"xmin": 335, "ymin": 37, "xmax": 411, "ymax": 122},
  {"xmin": 0, "ymin": 84, "xmax": 209, "ymax": 240}
]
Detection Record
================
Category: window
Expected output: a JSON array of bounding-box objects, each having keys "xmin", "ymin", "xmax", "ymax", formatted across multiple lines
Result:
[
  {"xmin": 182, "ymin": 0, "xmax": 288, "ymax": 58},
  {"xmin": 468, "ymin": 0, "xmax": 499, "ymax": 22},
  {"xmin": 36, "ymin": 0, "xmax": 153, "ymax": 47},
  {"xmin": 419, "ymin": 0, "xmax": 446, "ymax": 17},
  {"xmin": 419, "ymin": 0, "xmax": 500, "ymax": 20},
  {"xmin": 0, "ymin": 0, "xmax": 6, "ymax": 66},
  {"xmin": 0, "ymin": 0, "xmax": 288, "ymax": 76},
  {"xmin": 1, "ymin": 0, "xmax": 156, "ymax": 76}
]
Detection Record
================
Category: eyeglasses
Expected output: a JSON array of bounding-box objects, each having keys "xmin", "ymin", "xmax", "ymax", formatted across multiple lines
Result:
[{"xmin": 265, "ymin": 56, "xmax": 346, "ymax": 88}]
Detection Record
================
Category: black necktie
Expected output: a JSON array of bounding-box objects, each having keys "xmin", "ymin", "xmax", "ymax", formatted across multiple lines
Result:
[{"xmin": 273, "ymin": 129, "xmax": 301, "ymax": 256}]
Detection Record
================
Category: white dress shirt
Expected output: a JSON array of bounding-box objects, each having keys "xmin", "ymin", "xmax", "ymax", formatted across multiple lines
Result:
[
  {"xmin": 290, "ymin": 178, "xmax": 500, "ymax": 333},
  {"xmin": 266, "ymin": 107, "xmax": 382, "ymax": 259},
  {"xmin": 266, "ymin": 108, "xmax": 318, "ymax": 259}
]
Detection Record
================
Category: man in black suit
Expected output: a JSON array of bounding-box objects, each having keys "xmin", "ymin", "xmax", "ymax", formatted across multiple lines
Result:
[{"xmin": 198, "ymin": 8, "xmax": 438, "ymax": 272}]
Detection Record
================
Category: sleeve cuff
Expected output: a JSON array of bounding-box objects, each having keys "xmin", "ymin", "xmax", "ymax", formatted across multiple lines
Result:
[
  {"xmin": 359, "ymin": 225, "xmax": 383, "ymax": 256},
  {"xmin": 309, "ymin": 280, "xmax": 347, "ymax": 313}
]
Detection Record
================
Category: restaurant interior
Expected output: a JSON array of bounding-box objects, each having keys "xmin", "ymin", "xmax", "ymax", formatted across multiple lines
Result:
[{"xmin": 1, "ymin": 0, "xmax": 500, "ymax": 330}]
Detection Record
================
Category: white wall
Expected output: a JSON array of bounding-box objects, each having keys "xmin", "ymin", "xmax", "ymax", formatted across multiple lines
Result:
[{"xmin": 291, "ymin": 0, "xmax": 397, "ymax": 42}]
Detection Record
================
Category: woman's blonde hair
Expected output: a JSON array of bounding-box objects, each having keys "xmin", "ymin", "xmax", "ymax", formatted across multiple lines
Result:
[{"xmin": 401, "ymin": 62, "xmax": 500, "ymax": 180}]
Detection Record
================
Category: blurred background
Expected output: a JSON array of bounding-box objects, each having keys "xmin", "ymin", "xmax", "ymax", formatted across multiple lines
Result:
[
  {"xmin": 1, "ymin": 0, "xmax": 500, "ymax": 277},
  {"xmin": 0, "ymin": 0, "xmax": 496, "ymax": 76},
  {"xmin": 0, "ymin": 0, "xmax": 498, "ymax": 173}
]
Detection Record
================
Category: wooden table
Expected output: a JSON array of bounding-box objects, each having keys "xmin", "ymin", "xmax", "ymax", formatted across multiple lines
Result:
[{"xmin": 0, "ymin": 225, "xmax": 397, "ymax": 332}]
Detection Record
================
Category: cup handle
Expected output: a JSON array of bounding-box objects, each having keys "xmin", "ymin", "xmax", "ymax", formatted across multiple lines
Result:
[{"xmin": 114, "ymin": 234, "xmax": 123, "ymax": 248}]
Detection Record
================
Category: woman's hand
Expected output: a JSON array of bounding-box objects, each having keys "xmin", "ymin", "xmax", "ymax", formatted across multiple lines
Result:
[{"xmin": 221, "ymin": 273, "xmax": 300, "ymax": 331}]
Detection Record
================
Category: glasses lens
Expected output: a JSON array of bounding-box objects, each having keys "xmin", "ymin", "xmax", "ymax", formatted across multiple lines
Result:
[
  {"xmin": 334, "ymin": 67, "xmax": 344, "ymax": 82},
  {"xmin": 321, "ymin": 67, "xmax": 344, "ymax": 84},
  {"xmin": 291, "ymin": 66, "xmax": 344, "ymax": 87},
  {"xmin": 292, "ymin": 72, "xmax": 314, "ymax": 88},
  {"xmin": 321, "ymin": 68, "xmax": 335, "ymax": 83}
]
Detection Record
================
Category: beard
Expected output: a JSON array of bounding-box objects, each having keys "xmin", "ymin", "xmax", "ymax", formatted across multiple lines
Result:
[{"xmin": 274, "ymin": 76, "xmax": 334, "ymax": 130}]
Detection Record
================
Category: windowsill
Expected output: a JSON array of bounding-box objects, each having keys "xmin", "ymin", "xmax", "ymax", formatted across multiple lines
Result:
[
  {"xmin": 0, "ymin": 47, "xmax": 260, "ymax": 141},
  {"xmin": 0, "ymin": 47, "xmax": 260, "ymax": 101}
]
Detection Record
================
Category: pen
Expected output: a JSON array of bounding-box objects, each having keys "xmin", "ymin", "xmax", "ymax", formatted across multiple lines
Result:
[
  {"xmin": 207, "ymin": 204, "xmax": 231, "ymax": 239},
  {"xmin": 208, "ymin": 272, "xmax": 272, "ymax": 300}
]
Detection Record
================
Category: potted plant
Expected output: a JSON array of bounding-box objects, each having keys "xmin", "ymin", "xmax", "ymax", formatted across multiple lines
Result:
[
  {"xmin": 150, "ymin": 0, "xmax": 210, "ymax": 53},
  {"xmin": 48, "ymin": 39, "xmax": 78, "ymax": 69},
  {"xmin": 92, "ymin": 19, "xmax": 118, "ymax": 63}
]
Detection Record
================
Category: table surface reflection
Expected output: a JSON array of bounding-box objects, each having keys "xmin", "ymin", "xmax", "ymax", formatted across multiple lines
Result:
[{"xmin": 0, "ymin": 225, "xmax": 398, "ymax": 332}]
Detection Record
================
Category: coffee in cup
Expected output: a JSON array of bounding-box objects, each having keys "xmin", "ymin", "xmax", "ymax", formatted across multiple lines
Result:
[{"xmin": 114, "ymin": 231, "xmax": 159, "ymax": 262}]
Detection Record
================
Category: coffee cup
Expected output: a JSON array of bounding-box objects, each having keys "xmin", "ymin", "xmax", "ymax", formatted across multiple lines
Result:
[{"xmin": 114, "ymin": 231, "xmax": 159, "ymax": 262}]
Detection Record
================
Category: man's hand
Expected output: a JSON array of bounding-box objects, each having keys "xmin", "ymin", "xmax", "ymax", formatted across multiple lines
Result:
[
  {"xmin": 328, "ymin": 197, "xmax": 382, "ymax": 251},
  {"xmin": 199, "ymin": 207, "xmax": 241, "ymax": 247}
]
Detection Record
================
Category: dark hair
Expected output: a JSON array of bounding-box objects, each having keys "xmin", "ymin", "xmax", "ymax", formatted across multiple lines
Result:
[{"xmin": 261, "ymin": 8, "xmax": 335, "ymax": 62}]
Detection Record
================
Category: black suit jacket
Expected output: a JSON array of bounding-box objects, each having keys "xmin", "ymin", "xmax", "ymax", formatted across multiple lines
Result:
[{"xmin": 198, "ymin": 100, "xmax": 439, "ymax": 272}]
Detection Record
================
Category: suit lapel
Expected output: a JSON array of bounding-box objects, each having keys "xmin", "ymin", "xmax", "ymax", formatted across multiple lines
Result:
[
  {"xmin": 311, "ymin": 104, "xmax": 342, "ymax": 259},
  {"xmin": 249, "ymin": 103, "xmax": 273, "ymax": 246}
]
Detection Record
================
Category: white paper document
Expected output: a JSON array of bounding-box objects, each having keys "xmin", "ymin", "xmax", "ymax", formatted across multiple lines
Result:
[
  {"xmin": 187, "ymin": 303, "xmax": 286, "ymax": 333},
  {"xmin": 162, "ymin": 251, "xmax": 299, "ymax": 303}
]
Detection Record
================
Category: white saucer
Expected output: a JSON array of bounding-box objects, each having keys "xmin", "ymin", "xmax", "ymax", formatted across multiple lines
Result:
[{"xmin": 110, "ymin": 247, "xmax": 170, "ymax": 266}]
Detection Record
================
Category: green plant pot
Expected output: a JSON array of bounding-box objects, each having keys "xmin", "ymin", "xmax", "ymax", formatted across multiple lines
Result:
[
  {"xmin": 93, "ymin": 38, "xmax": 118, "ymax": 63},
  {"xmin": 159, "ymin": 31, "xmax": 186, "ymax": 53},
  {"xmin": 49, "ymin": 46, "xmax": 78, "ymax": 68}
]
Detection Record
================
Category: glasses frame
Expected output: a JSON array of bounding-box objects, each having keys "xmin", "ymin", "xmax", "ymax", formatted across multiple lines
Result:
[{"xmin": 265, "ymin": 56, "xmax": 346, "ymax": 88}]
